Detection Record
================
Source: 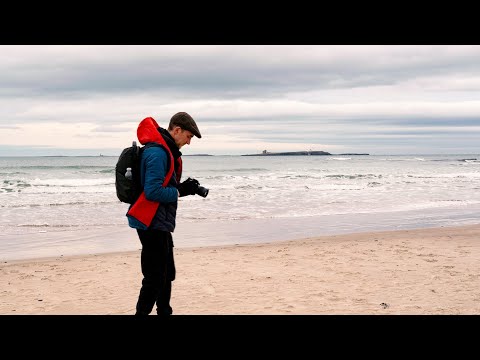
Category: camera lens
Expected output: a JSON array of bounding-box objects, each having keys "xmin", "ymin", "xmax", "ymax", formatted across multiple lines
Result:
[{"xmin": 196, "ymin": 185, "xmax": 209, "ymax": 198}]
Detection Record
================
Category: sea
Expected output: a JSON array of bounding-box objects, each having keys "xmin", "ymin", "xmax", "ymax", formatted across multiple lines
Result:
[{"xmin": 1, "ymin": 154, "xmax": 480, "ymax": 261}]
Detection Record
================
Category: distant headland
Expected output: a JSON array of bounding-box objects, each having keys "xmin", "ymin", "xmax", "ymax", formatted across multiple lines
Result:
[
  {"xmin": 242, "ymin": 150, "xmax": 369, "ymax": 156},
  {"xmin": 183, "ymin": 154, "xmax": 214, "ymax": 156}
]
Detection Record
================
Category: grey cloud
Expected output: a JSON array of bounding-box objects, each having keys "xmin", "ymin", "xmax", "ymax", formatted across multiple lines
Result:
[
  {"xmin": 2, "ymin": 45, "xmax": 480, "ymax": 100},
  {"xmin": 386, "ymin": 117, "xmax": 480, "ymax": 127},
  {"xmin": 1, "ymin": 45, "xmax": 480, "ymax": 155}
]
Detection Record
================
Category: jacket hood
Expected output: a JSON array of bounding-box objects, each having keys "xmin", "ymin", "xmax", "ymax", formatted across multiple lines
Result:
[{"xmin": 137, "ymin": 117, "xmax": 164, "ymax": 145}]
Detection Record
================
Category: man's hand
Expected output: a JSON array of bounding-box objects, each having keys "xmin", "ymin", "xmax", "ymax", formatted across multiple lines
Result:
[{"xmin": 177, "ymin": 177, "xmax": 199, "ymax": 197}]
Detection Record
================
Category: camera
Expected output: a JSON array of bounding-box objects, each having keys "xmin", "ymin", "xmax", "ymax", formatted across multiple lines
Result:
[
  {"xmin": 181, "ymin": 177, "xmax": 209, "ymax": 198},
  {"xmin": 196, "ymin": 184, "xmax": 209, "ymax": 198}
]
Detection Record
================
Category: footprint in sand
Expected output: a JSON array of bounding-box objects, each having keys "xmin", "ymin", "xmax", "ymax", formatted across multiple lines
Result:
[{"xmin": 380, "ymin": 302, "xmax": 389, "ymax": 309}]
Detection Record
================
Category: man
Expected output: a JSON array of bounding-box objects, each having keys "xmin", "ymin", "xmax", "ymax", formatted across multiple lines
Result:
[{"xmin": 127, "ymin": 112, "xmax": 202, "ymax": 315}]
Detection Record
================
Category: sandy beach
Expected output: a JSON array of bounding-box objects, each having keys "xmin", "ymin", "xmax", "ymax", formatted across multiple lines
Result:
[{"xmin": 1, "ymin": 224, "xmax": 479, "ymax": 315}]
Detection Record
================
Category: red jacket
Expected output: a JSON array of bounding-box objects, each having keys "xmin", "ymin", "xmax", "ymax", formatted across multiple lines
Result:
[{"xmin": 127, "ymin": 117, "xmax": 182, "ymax": 228}]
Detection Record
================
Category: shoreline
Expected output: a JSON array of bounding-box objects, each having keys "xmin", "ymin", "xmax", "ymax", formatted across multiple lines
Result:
[
  {"xmin": 1, "ymin": 223, "xmax": 479, "ymax": 315},
  {"xmin": 3, "ymin": 223, "xmax": 478, "ymax": 265},
  {"xmin": 3, "ymin": 203, "xmax": 480, "ymax": 263}
]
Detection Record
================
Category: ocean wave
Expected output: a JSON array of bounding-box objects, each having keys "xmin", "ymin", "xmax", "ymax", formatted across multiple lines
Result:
[
  {"xmin": 8, "ymin": 165, "xmax": 113, "ymax": 170},
  {"xmin": 201, "ymin": 167, "xmax": 268, "ymax": 173},
  {"xmin": 1, "ymin": 200, "xmax": 117, "ymax": 208}
]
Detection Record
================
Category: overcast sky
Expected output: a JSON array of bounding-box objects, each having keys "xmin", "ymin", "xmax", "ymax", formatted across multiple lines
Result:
[{"xmin": 1, "ymin": 45, "xmax": 480, "ymax": 156}]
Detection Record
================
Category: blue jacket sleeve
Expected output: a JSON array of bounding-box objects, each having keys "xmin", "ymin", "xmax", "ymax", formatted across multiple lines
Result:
[{"xmin": 142, "ymin": 146, "xmax": 178, "ymax": 203}]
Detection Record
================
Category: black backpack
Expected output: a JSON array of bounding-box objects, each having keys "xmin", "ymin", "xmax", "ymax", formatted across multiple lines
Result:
[{"xmin": 115, "ymin": 141, "xmax": 145, "ymax": 204}]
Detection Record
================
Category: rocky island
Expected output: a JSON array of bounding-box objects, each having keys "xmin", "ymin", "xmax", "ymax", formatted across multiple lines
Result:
[{"xmin": 242, "ymin": 150, "xmax": 369, "ymax": 156}]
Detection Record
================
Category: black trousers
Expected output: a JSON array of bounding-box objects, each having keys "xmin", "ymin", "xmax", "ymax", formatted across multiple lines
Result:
[{"xmin": 135, "ymin": 229, "xmax": 176, "ymax": 315}]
